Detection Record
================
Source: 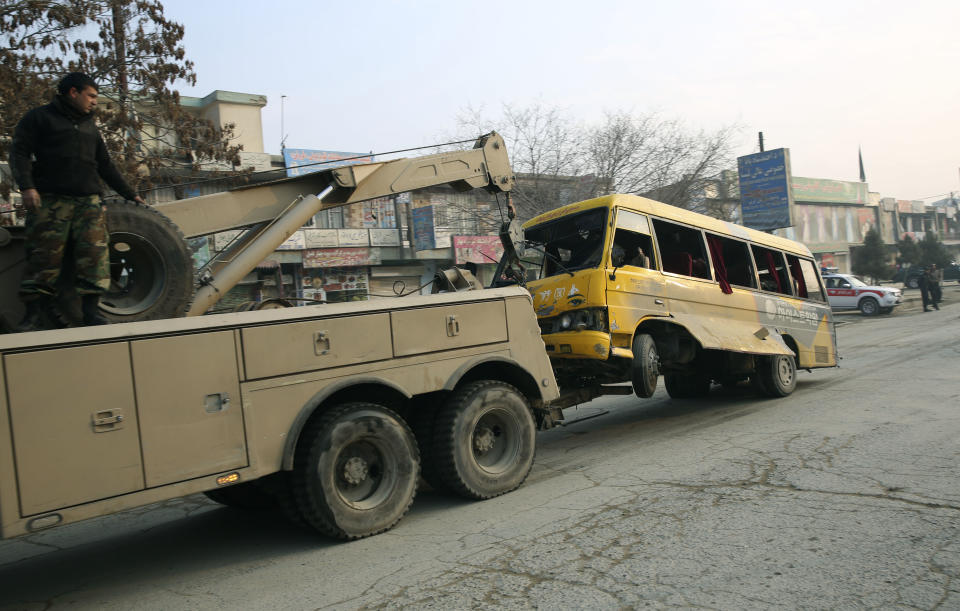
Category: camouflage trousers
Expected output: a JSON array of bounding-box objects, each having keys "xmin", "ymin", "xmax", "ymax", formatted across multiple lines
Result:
[{"xmin": 20, "ymin": 193, "xmax": 110, "ymax": 298}]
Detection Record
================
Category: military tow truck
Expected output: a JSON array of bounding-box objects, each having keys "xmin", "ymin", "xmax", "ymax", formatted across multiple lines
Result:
[{"xmin": 0, "ymin": 133, "xmax": 560, "ymax": 541}]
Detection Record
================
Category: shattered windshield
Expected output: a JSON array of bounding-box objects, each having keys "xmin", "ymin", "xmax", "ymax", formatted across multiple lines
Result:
[{"xmin": 524, "ymin": 208, "xmax": 608, "ymax": 279}]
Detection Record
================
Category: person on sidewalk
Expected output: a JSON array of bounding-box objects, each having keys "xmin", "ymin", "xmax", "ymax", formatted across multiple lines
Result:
[
  {"xmin": 10, "ymin": 72, "xmax": 145, "ymax": 331},
  {"xmin": 919, "ymin": 266, "xmax": 939, "ymax": 312},
  {"xmin": 930, "ymin": 263, "xmax": 943, "ymax": 306}
]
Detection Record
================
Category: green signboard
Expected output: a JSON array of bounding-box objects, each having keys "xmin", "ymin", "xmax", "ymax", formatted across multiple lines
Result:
[{"xmin": 791, "ymin": 177, "xmax": 869, "ymax": 205}]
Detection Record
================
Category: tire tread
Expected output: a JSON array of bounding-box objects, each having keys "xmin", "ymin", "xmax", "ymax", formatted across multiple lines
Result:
[{"xmin": 434, "ymin": 380, "xmax": 533, "ymax": 500}]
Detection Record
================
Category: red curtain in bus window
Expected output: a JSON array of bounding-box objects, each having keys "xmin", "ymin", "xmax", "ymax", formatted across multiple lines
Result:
[
  {"xmin": 706, "ymin": 235, "xmax": 732, "ymax": 294},
  {"xmin": 764, "ymin": 251, "xmax": 783, "ymax": 293},
  {"xmin": 789, "ymin": 257, "xmax": 808, "ymax": 298}
]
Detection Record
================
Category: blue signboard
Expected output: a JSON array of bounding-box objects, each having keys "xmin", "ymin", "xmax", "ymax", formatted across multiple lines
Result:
[
  {"xmin": 282, "ymin": 149, "xmax": 375, "ymax": 178},
  {"xmin": 737, "ymin": 148, "xmax": 795, "ymax": 231},
  {"xmin": 411, "ymin": 205, "xmax": 436, "ymax": 251}
]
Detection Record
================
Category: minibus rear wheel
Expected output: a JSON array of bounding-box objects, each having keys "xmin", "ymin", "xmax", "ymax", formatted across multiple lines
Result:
[{"xmin": 755, "ymin": 354, "xmax": 797, "ymax": 397}]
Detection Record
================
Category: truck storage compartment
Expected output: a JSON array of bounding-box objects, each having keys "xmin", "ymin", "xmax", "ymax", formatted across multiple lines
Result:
[
  {"xmin": 5, "ymin": 343, "xmax": 144, "ymax": 515},
  {"xmin": 391, "ymin": 301, "xmax": 508, "ymax": 357},
  {"xmin": 241, "ymin": 313, "xmax": 392, "ymax": 379},
  {"xmin": 130, "ymin": 331, "xmax": 246, "ymax": 487}
]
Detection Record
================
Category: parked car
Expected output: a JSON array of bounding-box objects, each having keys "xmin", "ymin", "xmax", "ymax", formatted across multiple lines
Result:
[
  {"xmin": 822, "ymin": 273, "xmax": 901, "ymax": 315},
  {"xmin": 892, "ymin": 264, "xmax": 960, "ymax": 289}
]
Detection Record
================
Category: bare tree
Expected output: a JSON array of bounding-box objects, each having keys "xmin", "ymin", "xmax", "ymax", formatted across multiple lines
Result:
[
  {"xmin": 451, "ymin": 104, "xmax": 739, "ymax": 222},
  {"xmin": 1, "ymin": 0, "xmax": 241, "ymax": 200},
  {"xmin": 455, "ymin": 103, "xmax": 595, "ymax": 221},
  {"xmin": 585, "ymin": 111, "xmax": 739, "ymax": 219},
  {"xmin": 71, "ymin": 0, "xmax": 242, "ymax": 190},
  {"xmin": 1, "ymin": 1, "xmax": 97, "ymax": 198}
]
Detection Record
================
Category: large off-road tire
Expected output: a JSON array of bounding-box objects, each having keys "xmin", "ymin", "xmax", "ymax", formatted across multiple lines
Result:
[
  {"xmin": 755, "ymin": 354, "xmax": 797, "ymax": 398},
  {"xmin": 434, "ymin": 380, "xmax": 536, "ymax": 500},
  {"xmin": 101, "ymin": 200, "xmax": 194, "ymax": 322},
  {"xmin": 859, "ymin": 297, "xmax": 879, "ymax": 316},
  {"xmin": 664, "ymin": 371, "xmax": 711, "ymax": 399},
  {"xmin": 906, "ymin": 277, "xmax": 920, "ymax": 289},
  {"xmin": 631, "ymin": 333, "xmax": 660, "ymax": 398},
  {"xmin": 291, "ymin": 403, "xmax": 419, "ymax": 540}
]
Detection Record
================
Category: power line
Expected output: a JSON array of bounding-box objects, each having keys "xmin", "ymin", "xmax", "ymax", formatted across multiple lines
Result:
[{"xmin": 138, "ymin": 134, "xmax": 489, "ymax": 194}]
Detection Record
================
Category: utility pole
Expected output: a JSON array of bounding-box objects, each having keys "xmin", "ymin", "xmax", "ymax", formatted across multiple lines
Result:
[
  {"xmin": 758, "ymin": 132, "xmax": 764, "ymax": 152},
  {"xmin": 280, "ymin": 95, "xmax": 287, "ymax": 152}
]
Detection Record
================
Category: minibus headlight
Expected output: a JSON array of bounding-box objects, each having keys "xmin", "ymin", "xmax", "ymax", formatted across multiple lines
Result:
[{"xmin": 567, "ymin": 308, "xmax": 608, "ymax": 332}]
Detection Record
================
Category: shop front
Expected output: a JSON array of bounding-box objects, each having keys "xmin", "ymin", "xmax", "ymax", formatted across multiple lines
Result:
[
  {"xmin": 452, "ymin": 235, "xmax": 504, "ymax": 286},
  {"xmin": 302, "ymin": 247, "xmax": 379, "ymax": 303}
]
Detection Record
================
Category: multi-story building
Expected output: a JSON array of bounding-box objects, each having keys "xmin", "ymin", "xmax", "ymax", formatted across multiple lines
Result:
[{"xmin": 700, "ymin": 172, "xmax": 959, "ymax": 273}]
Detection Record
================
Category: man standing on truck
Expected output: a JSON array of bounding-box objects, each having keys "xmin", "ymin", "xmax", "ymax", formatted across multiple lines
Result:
[{"xmin": 10, "ymin": 72, "xmax": 145, "ymax": 331}]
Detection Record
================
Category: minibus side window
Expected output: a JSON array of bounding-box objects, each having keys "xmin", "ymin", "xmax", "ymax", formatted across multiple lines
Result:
[
  {"xmin": 652, "ymin": 219, "xmax": 711, "ymax": 280},
  {"xmin": 788, "ymin": 256, "xmax": 826, "ymax": 302},
  {"xmin": 751, "ymin": 245, "xmax": 793, "ymax": 296},
  {"xmin": 706, "ymin": 233, "xmax": 756, "ymax": 291},
  {"xmin": 611, "ymin": 210, "xmax": 655, "ymax": 270}
]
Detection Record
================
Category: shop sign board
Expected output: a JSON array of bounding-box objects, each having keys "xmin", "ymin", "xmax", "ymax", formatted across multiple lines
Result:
[
  {"xmin": 453, "ymin": 235, "xmax": 504, "ymax": 265},
  {"xmin": 276, "ymin": 230, "xmax": 305, "ymax": 250},
  {"xmin": 282, "ymin": 149, "xmax": 374, "ymax": 178},
  {"xmin": 791, "ymin": 177, "xmax": 869, "ymax": 204},
  {"xmin": 370, "ymin": 228, "xmax": 401, "ymax": 246},
  {"xmin": 303, "ymin": 247, "xmax": 382, "ymax": 268},
  {"xmin": 304, "ymin": 228, "xmax": 339, "ymax": 248},
  {"xmin": 338, "ymin": 228, "xmax": 369, "ymax": 246},
  {"xmin": 737, "ymin": 148, "xmax": 795, "ymax": 231},
  {"xmin": 412, "ymin": 205, "xmax": 436, "ymax": 250},
  {"xmin": 237, "ymin": 151, "xmax": 273, "ymax": 172}
]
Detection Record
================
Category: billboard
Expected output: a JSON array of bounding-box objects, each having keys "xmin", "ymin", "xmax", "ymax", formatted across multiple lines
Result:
[
  {"xmin": 453, "ymin": 236, "xmax": 504, "ymax": 265},
  {"xmin": 303, "ymin": 248, "xmax": 382, "ymax": 268},
  {"xmin": 791, "ymin": 177, "xmax": 869, "ymax": 204},
  {"xmin": 411, "ymin": 205, "xmax": 436, "ymax": 250},
  {"xmin": 282, "ymin": 149, "xmax": 374, "ymax": 178},
  {"xmin": 737, "ymin": 148, "xmax": 794, "ymax": 231}
]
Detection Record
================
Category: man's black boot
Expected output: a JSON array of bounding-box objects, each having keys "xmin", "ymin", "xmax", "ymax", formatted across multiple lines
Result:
[
  {"xmin": 16, "ymin": 295, "xmax": 54, "ymax": 332},
  {"xmin": 81, "ymin": 294, "xmax": 109, "ymax": 326}
]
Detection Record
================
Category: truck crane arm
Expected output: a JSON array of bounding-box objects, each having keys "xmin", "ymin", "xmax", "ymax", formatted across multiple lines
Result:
[
  {"xmin": 155, "ymin": 132, "xmax": 514, "ymax": 239},
  {"xmin": 163, "ymin": 131, "xmax": 514, "ymax": 317},
  {"xmin": 0, "ymin": 132, "xmax": 515, "ymax": 328}
]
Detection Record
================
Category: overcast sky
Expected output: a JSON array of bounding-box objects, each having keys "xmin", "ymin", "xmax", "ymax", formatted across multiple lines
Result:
[{"xmin": 161, "ymin": 0, "xmax": 959, "ymax": 202}]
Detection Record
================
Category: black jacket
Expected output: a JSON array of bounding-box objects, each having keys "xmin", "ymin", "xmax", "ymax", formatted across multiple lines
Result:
[{"xmin": 10, "ymin": 96, "xmax": 137, "ymax": 201}]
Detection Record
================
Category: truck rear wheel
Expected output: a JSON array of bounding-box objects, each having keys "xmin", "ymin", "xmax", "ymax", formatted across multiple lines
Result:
[
  {"xmin": 434, "ymin": 380, "xmax": 535, "ymax": 500},
  {"xmin": 292, "ymin": 402, "xmax": 419, "ymax": 539},
  {"xmin": 101, "ymin": 200, "xmax": 194, "ymax": 322}
]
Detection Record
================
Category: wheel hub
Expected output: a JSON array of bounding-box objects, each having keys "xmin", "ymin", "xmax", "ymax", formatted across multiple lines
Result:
[
  {"xmin": 777, "ymin": 359, "xmax": 794, "ymax": 385},
  {"xmin": 342, "ymin": 456, "xmax": 369, "ymax": 485},
  {"xmin": 473, "ymin": 425, "xmax": 497, "ymax": 454}
]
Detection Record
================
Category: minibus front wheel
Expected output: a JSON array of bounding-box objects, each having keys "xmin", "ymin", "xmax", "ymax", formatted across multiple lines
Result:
[{"xmin": 631, "ymin": 333, "xmax": 660, "ymax": 398}]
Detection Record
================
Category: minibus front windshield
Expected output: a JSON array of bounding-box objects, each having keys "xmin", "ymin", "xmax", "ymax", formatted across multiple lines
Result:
[{"xmin": 524, "ymin": 208, "xmax": 608, "ymax": 279}]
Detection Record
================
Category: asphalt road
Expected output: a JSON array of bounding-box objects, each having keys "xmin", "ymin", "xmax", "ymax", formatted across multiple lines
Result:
[{"xmin": 2, "ymin": 290, "xmax": 959, "ymax": 610}]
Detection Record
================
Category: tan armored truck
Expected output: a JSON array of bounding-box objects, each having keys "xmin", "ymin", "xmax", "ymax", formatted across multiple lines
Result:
[{"xmin": 0, "ymin": 134, "xmax": 560, "ymax": 540}]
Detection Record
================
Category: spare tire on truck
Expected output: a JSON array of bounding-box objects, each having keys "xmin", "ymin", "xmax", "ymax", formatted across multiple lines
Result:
[{"xmin": 101, "ymin": 200, "xmax": 195, "ymax": 322}]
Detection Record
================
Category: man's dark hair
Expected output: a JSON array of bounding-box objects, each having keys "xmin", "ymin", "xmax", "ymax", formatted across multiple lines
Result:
[{"xmin": 57, "ymin": 72, "xmax": 99, "ymax": 96}]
